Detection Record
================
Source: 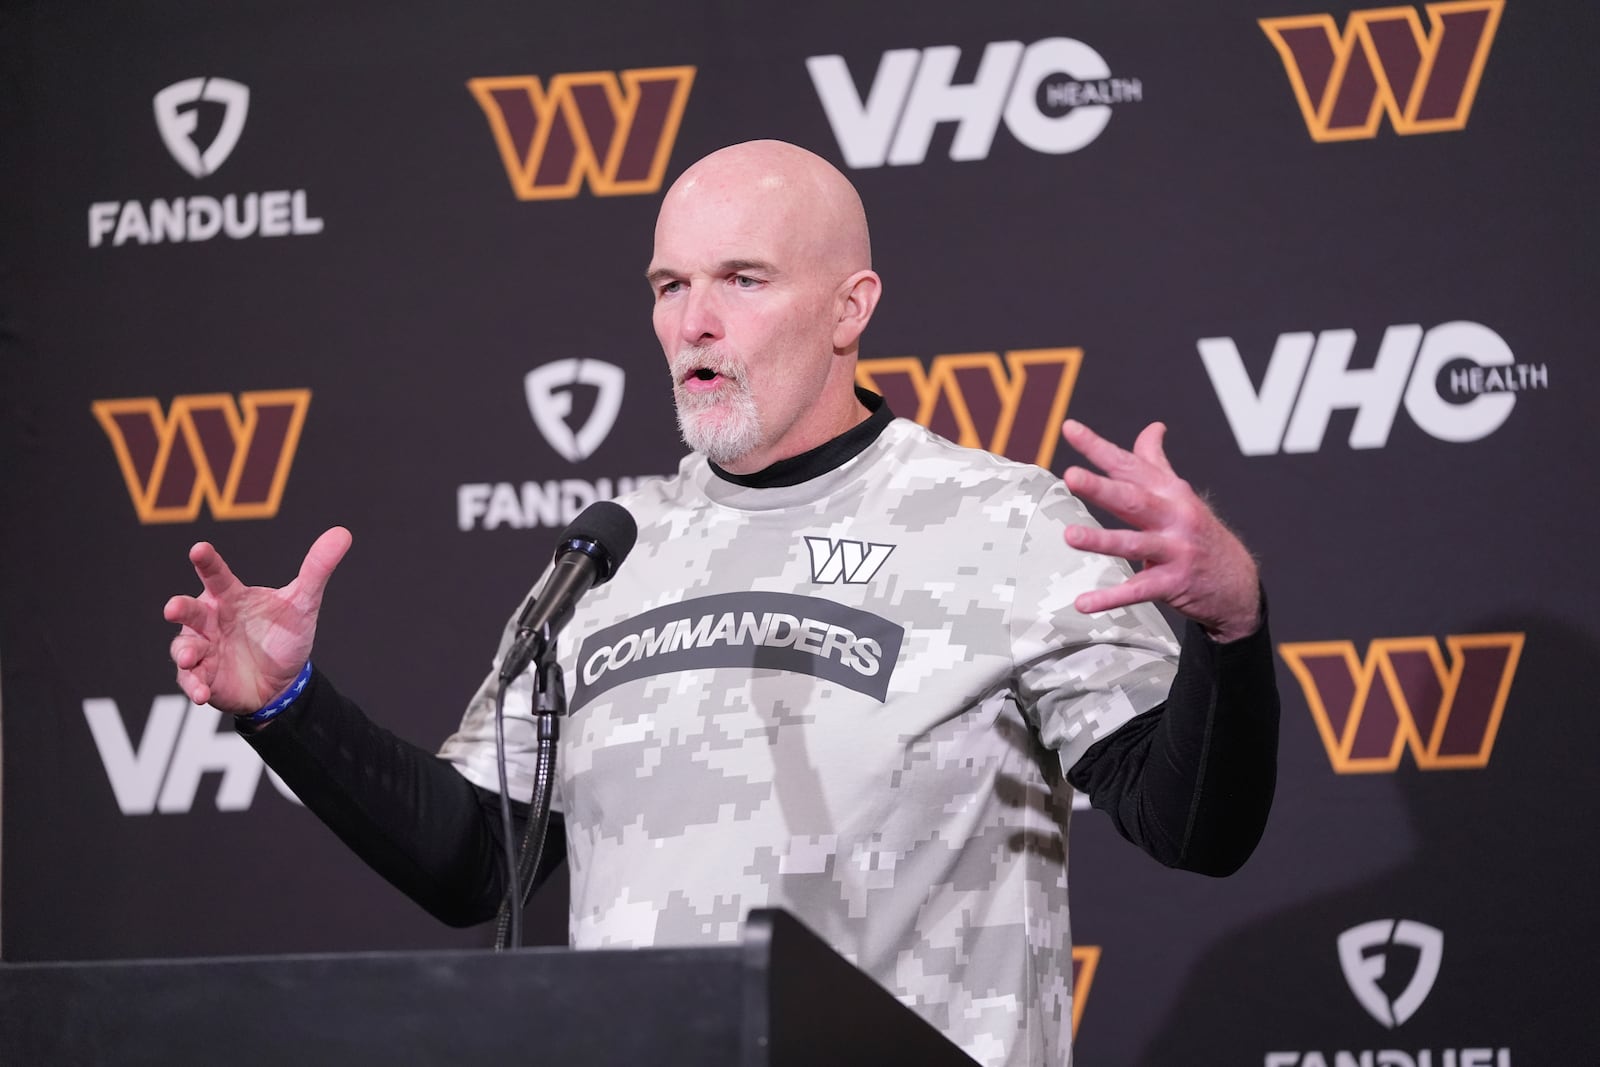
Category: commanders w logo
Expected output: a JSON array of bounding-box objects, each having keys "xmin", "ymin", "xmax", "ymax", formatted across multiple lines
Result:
[
  {"xmin": 857, "ymin": 348, "xmax": 1081, "ymax": 469},
  {"xmin": 468, "ymin": 67, "xmax": 695, "ymax": 200},
  {"xmin": 1279, "ymin": 633, "xmax": 1522, "ymax": 772},
  {"xmin": 1259, "ymin": 1, "xmax": 1503, "ymax": 141},
  {"xmin": 805, "ymin": 537, "xmax": 894, "ymax": 585},
  {"xmin": 1071, "ymin": 945, "xmax": 1100, "ymax": 1038},
  {"xmin": 92, "ymin": 390, "xmax": 311, "ymax": 524}
]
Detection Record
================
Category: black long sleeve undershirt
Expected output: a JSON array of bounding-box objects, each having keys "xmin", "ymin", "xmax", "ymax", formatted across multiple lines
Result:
[
  {"xmin": 1065, "ymin": 604, "xmax": 1280, "ymax": 877},
  {"xmin": 239, "ymin": 670, "xmax": 564, "ymax": 929},
  {"xmin": 240, "ymin": 604, "xmax": 1278, "ymax": 928}
]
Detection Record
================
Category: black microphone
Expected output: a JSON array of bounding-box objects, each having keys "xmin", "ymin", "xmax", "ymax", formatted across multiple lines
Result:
[{"xmin": 499, "ymin": 501, "xmax": 638, "ymax": 684}]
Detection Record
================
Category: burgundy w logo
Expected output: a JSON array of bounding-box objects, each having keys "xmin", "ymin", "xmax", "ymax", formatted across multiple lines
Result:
[
  {"xmin": 468, "ymin": 67, "xmax": 695, "ymax": 200},
  {"xmin": 856, "ymin": 348, "xmax": 1081, "ymax": 469},
  {"xmin": 92, "ymin": 390, "xmax": 311, "ymax": 523},
  {"xmin": 1259, "ymin": 1, "xmax": 1503, "ymax": 141},
  {"xmin": 1071, "ymin": 945, "xmax": 1100, "ymax": 1038},
  {"xmin": 1279, "ymin": 633, "xmax": 1522, "ymax": 772}
]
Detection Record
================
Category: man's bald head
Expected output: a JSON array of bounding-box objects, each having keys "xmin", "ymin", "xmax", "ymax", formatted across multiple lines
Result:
[
  {"xmin": 656, "ymin": 140, "xmax": 871, "ymax": 281},
  {"xmin": 647, "ymin": 140, "xmax": 883, "ymax": 474}
]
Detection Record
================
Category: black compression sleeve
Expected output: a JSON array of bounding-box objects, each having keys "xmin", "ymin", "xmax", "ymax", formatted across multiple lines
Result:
[
  {"xmin": 1064, "ymin": 598, "xmax": 1280, "ymax": 876},
  {"xmin": 236, "ymin": 666, "xmax": 566, "ymax": 927}
]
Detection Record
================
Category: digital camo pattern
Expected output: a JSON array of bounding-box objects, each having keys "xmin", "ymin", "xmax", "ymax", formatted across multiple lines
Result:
[{"xmin": 439, "ymin": 417, "xmax": 1179, "ymax": 1066}]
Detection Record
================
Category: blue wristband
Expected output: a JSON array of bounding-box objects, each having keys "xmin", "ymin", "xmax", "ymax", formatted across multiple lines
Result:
[{"xmin": 240, "ymin": 660, "xmax": 314, "ymax": 727}]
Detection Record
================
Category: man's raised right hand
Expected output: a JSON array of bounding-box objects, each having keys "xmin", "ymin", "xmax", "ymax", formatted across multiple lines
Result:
[{"xmin": 164, "ymin": 527, "xmax": 352, "ymax": 714}]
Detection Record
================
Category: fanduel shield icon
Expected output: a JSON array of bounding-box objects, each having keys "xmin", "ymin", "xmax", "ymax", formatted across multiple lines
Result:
[
  {"xmin": 524, "ymin": 358, "xmax": 625, "ymax": 462},
  {"xmin": 1338, "ymin": 919, "xmax": 1444, "ymax": 1029},
  {"xmin": 153, "ymin": 77, "xmax": 250, "ymax": 178}
]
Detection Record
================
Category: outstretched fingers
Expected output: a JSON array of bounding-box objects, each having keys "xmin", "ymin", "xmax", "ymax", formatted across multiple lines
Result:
[
  {"xmin": 294, "ymin": 526, "xmax": 353, "ymax": 609},
  {"xmin": 1062, "ymin": 466, "xmax": 1166, "ymax": 528},
  {"xmin": 1064, "ymin": 524, "xmax": 1168, "ymax": 564},
  {"xmin": 163, "ymin": 594, "xmax": 211, "ymax": 631},
  {"xmin": 188, "ymin": 541, "xmax": 244, "ymax": 600},
  {"xmin": 1062, "ymin": 419, "xmax": 1150, "ymax": 480},
  {"xmin": 1073, "ymin": 568, "xmax": 1173, "ymax": 617},
  {"xmin": 1131, "ymin": 421, "xmax": 1175, "ymax": 475},
  {"xmin": 169, "ymin": 628, "xmax": 212, "ymax": 671},
  {"xmin": 175, "ymin": 668, "xmax": 212, "ymax": 707}
]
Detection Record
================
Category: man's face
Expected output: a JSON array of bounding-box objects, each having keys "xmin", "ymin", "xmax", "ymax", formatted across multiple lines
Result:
[{"xmin": 647, "ymin": 173, "xmax": 844, "ymax": 473}]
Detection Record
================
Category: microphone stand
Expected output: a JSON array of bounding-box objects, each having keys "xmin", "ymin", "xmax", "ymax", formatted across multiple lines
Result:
[{"xmin": 493, "ymin": 628, "xmax": 566, "ymax": 951}]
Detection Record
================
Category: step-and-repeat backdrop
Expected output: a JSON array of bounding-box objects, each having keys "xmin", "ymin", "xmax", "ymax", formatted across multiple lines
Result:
[{"xmin": 3, "ymin": 1, "xmax": 1594, "ymax": 1062}]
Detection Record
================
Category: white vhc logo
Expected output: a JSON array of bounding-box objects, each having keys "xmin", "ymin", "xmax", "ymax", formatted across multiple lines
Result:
[
  {"xmin": 1199, "ymin": 321, "xmax": 1535, "ymax": 454},
  {"xmin": 807, "ymin": 38, "xmax": 1134, "ymax": 168},
  {"xmin": 84, "ymin": 696, "xmax": 299, "ymax": 814}
]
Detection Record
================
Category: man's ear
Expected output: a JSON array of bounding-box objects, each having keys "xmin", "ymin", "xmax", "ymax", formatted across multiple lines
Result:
[{"xmin": 833, "ymin": 270, "xmax": 883, "ymax": 352}]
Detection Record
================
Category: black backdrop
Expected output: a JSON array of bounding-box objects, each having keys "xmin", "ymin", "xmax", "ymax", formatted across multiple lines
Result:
[{"xmin": 3, "ymin": 1, "xmax": 1595, "ymax": 1062}]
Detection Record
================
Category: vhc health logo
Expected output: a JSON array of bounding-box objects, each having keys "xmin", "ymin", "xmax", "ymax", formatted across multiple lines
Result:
[
  {"xmin": 808, "ymin": 39, "xmax": 1142, "ymax": 168},
  {"xmin": 458, "ymin": 358, "xmax": 658, "ymax": 531},
  {"xmin": 1199, "ymin": 322, "xmax": 1548, "ymax": 454},
  {"xmin": 1278, "ymin": 633, "xmax": 1522, "ymax": 773},
  {"xmin": 88, "ymin": 77, "xmax": 325, "ymax": 248},
  {"xmin": 468, "ymin": 67, "xmax": 695, "ymax": 199},
  {"xmin": 85, "ymin": 694, "xmax": 301, "ymax": 814},
  {"xmin": 1260, "ymin": 1, "xmax": 1503, "ymax": 141}
]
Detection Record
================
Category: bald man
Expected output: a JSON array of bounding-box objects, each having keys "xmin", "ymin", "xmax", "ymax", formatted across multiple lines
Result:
[{"xmin": 167, "ymin": 141, "xmax": 1277, "ymax": 1066}]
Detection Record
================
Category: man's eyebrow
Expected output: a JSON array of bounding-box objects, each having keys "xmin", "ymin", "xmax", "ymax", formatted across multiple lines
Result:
[
  {"xmin": 720, "ymin": 258, "xmax": 779, "ymax": 276},
  {"xmin": 645, "ymin": 259, "xmax": 781, "ymax": 285}
]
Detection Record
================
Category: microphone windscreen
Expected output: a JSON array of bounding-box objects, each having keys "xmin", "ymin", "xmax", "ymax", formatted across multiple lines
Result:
[{"xmin": 557, "ymin": 501, "xmax": 638, "ymax": 583}]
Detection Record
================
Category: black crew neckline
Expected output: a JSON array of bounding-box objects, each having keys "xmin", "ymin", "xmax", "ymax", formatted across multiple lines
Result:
[{"xmin": 709, "ymin": 387, "xmax": 893, "ymax": 488}]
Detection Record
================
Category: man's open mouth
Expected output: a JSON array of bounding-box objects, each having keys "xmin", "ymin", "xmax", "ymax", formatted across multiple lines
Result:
[{"xmin": 682, "ymin": 365, "xmax": 733, "ymax": 387}]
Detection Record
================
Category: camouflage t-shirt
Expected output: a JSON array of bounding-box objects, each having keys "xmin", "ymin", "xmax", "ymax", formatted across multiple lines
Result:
[{"xmin": 439, "ymin": 416, "xmax": 1179, "ymax": 1067}]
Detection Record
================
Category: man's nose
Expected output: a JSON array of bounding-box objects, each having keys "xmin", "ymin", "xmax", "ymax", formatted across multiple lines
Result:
[{"xmin": 679, "ymin": 285, "xmax": 722, "ymax": 343}]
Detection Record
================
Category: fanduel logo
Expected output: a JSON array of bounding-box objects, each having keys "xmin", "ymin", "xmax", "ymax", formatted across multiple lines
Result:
[
  {"xmin": 857, "ymin": 348, "xmax": 1081, "ymax": 468},
  {"xmin": 468, "ymin": 66, "xmax": 695, "ymax": 199},
  {"xmin": 88, "ymin": 77, "xmax": 324, "ymax": 248},
  {"xmin": 1266, "ymin": 920, "xmax": 1512, "ymax": 1066},
  {"xmin": 1279, "ymin": 633, "xmax": 1522, "ymax": 773},
  {"xmin": 572, "ymin": 592, "xmax": 907, "ymax": 708},
  {"xmin": 93, "ymin": 390, "xmax": 311, "ymax": 523},
  {"xmin": 154, "ymin": 77, "xmax": 249, "ymax": 177},
  {"xmin": 1339, "ymin": 920, "xmax": 1444, "ymax": 1029},
  {"xmin": 84, "ymin": 696, "xmax": 300, "ymax": 814},
  {"xmin": 1199, "ymin": 322, "xmax": 1546, "ymax": 454},
  {"xmin": 1260, "ymin": 2, "xmax": 1503, "ymax": 141},
  {"xmin": 808, "ymin": 39, "xmax": 1141, "ymax": 168},
  {"xmin": 458, "ymin": 361, "xmax": 658, "ymax": 531},
  {"xmin": 806, "ymin": 538, "xmax": 894, "ymax": 584},
  {"xmin": 525, "ymin": 358, "xmax": 624, "ymax": 462}
]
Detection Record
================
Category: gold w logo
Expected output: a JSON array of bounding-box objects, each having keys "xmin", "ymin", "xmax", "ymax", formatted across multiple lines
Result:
[
  {"xmin": 1279, "ymin": 633, "xmax": 1523, "ymax": 772},
  {"xmin": 467, "ymin": 67, "xmax": 695, "ymax": 200},
  {"xmin": 856, "ymin": 349, "xmax": 1082, "ymax": 469},
  {"xmin": 1259, "ymin": 1, "xmax": 1503, "ymax": 141},
  {"xmin": 92, "ymin": 390, "xmax": 311, "ymax": 524},
  {"xmin": 1071, "ymin": 945, "xmax": 1100, "ymax": 1039}
]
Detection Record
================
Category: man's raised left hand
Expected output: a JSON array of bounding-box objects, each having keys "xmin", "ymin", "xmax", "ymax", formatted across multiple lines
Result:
[{"xmin": 1059, "ymin": 419, "xmax": 1261, "ymax": 643}]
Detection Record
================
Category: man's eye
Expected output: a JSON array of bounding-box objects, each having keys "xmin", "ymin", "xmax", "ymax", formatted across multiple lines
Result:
[
  {"xmin": 659, "ymin": 280, "xmax": 682, "ymax": 295},
  {"xmin": 733, "ymin": 275, "xmax": 760, "ymax": 288}
]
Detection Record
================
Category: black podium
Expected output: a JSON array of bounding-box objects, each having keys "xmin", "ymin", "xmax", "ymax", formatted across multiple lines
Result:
[{"xmin": 0, "ymin": 908, "xmax": 975, "ymax": 1065}]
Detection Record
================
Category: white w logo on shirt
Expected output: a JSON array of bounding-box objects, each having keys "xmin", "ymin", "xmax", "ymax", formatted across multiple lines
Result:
[{"xmin": 805, "ymin": 537, "xmax": 895, "ymax": 584}]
